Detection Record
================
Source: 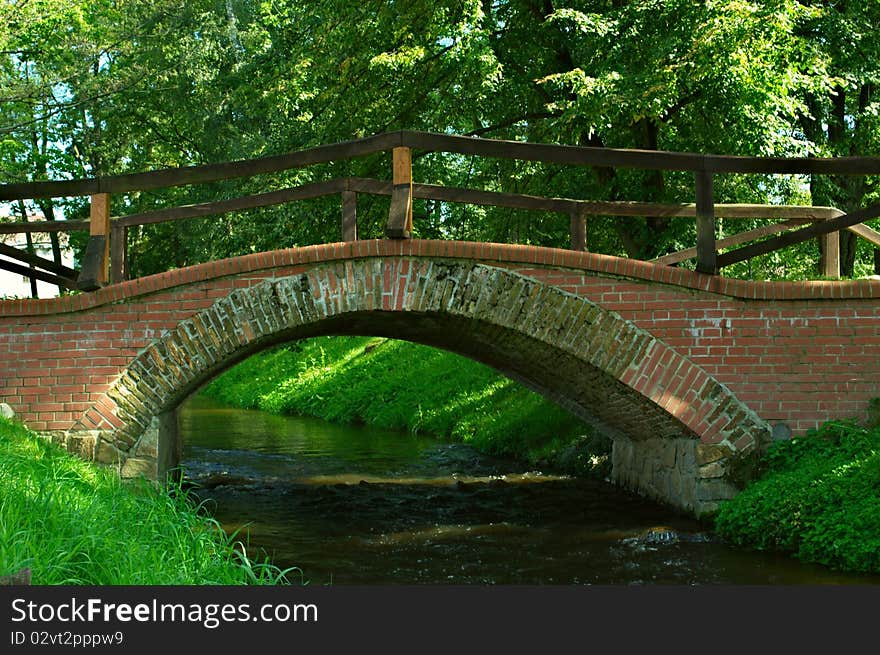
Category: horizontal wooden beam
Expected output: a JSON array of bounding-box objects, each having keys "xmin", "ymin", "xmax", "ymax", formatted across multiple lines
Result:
[
  {"xmin": 415, "ymin": 182, "xmax": 575, "ymax": 213},
  {"xmin": 710, "ymin": 205, "xmax": 842, "ymax": 220},
  {"xmin": 0, "ymin": 220, "xmax": 89, "ymax": 234},
  {"xmin": 0, "ymin": 243, "xmax": 78, "ymax": 277},
  {"xmin": 115, "ymin": 178, "xmax": 349, "ymax": 227},
  {"xmin": 717, "ymin": 203, "xmax": 880, "ymax": 269},
  {"xmin": 0, "ymin": 133, "xmax": 401, "ymax": 201},
  {"xmin": 352, "ymin": 180, "xmax": 844, "ymax": 221},
  {"xmin": 0, "ymin": 258, "xmax": 77, "ymax": 289},
  {"xmin": 4, "ymin": 129, "xmax": 880, "ymax": 202},
  {"xmin": 400, "ymin": 131, "xmax": 880, "ymax": 175}
]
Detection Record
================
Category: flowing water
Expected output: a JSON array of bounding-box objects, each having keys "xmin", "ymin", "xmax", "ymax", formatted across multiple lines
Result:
[{"xmin": 180, "ymin": 396, "xmax": 880, "ymax": 585}]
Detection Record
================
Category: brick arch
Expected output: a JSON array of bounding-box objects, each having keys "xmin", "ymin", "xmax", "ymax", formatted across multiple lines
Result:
[{"xmin": 87, "ymin": 259, "xmax": 769, "ymax": 514}]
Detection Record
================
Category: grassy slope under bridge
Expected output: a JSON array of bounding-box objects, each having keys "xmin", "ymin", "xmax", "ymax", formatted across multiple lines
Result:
[{"xmin": 201, "ymin": 336, "xmax": 610, "ymax": 476}]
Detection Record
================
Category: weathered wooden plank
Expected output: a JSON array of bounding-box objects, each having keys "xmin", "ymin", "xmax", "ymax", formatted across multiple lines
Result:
[
  {"xmin": 116, "ymin": 179, "xmax": 348, "ymax": 227},
  {"xmin": 400, "ymin": 131, "xmax": 880, "ymax": 175},
  {"xmin": 717, "ymin": 203, "xmax": 880, "ymax": 269},
  {"xmin": 387, "ymin": 187, "xmax": 413, "ymax": 238},
  {"xmin": 88, "ymin": 193, "xmax": 111, "ymax": 287},
  {"xmin": 341, "ymin": 191, "xmax": 357, "ymax": 241},
  {"xmin": 0, "ymin": 220, "xmax": 89, "ymax": 234},
  {"xmin": 821, "ymin": 226, "xmax": 840, "ymax": 279},
  {"xmin": 846, "ymin": 222, "xmax": 880, "ymax": 248},
  {"xmin": 0, "ymin": 243, "xmax": 78, "ymax": 277},
  {"xmin": 0, "ymin": 258, "xmax": 77, "ymax": 289},
  {"xmin": 6, "ymin": 129, "xmax": 880, "ymax": 202},
  {"xmin": 75, "ymin": 235, "xmax": 107, "ymax": 291},
  {"xmin": 387, "ymin": 148, "xmax": 413, "ymax": 238},
  {"xmin": 0, "ymin": 133, "xmax": 402, "ymax": 201},
  {"xmin": 652, "ymin": 220, "xmax": 806, "ymax": 265},
  {"xmin": 694, "ymin": 171, "xmax": 716, "ymax": 275}
]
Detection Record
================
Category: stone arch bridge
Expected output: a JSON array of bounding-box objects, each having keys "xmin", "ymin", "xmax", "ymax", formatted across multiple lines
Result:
[{"xmin": 2, "ymin": 240, "xmax": 879, "ymax": 516}]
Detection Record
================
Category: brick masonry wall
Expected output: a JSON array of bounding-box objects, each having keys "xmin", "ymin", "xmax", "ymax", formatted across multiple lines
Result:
[
  {"xmin": 1, "ymin": 239, "xmax": 878, "ymax": 514},
  {"xmin": 508, "ymin": 267, "xmax": 880, "ymax": 435}
]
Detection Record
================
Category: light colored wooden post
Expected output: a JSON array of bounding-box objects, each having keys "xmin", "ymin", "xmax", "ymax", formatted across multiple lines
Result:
[
  {"xmin": 387, "ymin": 147, "xmax": 413, "ymax": 238},
  {"xmin": 821, "ymin": 225, "xmax": 840, "ymax": 278},
  {"xmin": 569, "ymin": 206, "xmax": 587, "ymax": 251},
  {"xmin": 90, "ymin": 193, "xmax": 111, "ymax": 284},
  {"xmin": 694, "ymin": 171, "xmax": 717, "ymax": 275},
  {"xmin": 78, "ymin": 193, "xmax": 111, "ymax": 290},
  {"xmin": 342, "ymin": 191, "xmax": 357, "ymax": 241}
]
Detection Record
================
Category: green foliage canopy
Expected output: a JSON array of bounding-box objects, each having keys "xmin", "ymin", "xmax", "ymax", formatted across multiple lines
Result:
[{"xmin": 2, "ymin": 1, "xmax": 878, "ymax": 279}]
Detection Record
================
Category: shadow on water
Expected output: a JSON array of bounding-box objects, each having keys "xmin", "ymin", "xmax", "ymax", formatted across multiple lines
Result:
[{"xmin": 180, "ymin": 396, "xmax": 880, "ymax": 585}]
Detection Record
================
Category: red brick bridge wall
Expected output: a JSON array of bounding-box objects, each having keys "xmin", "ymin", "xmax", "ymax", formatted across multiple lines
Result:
[{"xmin": 1, "ymin": 239, "xmax": 878, "ymax": 514}]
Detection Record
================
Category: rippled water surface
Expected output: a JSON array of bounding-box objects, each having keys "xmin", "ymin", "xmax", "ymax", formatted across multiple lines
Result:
[{"xmin": 180, "ymin": 397, "xmax": 880, "ymax": 585}]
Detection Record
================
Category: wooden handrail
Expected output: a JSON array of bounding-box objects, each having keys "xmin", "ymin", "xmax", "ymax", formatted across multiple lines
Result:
[
  {"xmin": 3, "ymin": 130, "xmax": 880, "ymax": 201},
  {"xmin": 0, "ymin": 132, "xmax": 402, "ymax": 200},
  {"xmin": 115, "ymin": 179, "xmax": 349, "ymax": 228},
  {"xmin": 403, "ymin": 131, "xmax": 880, "ymax": 175},
  {"xmin": 2, "ymin": 129, "xmax": 879, "ymax": 290}
]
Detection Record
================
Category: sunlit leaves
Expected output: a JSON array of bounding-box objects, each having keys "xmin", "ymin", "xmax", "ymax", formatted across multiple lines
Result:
[{"xmin": 2, "ymin": 0, "xmax": 879, "ymax": 277}]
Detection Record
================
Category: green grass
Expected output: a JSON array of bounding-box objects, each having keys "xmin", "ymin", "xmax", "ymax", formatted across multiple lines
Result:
[
  {"xmin": 202, "ymin": 336, "xmax": 610, "ymax": 475},
  {"xmin": 0, "ymin": 417, "xmax": 298, "ymax": 585},
  {"xmin": 714, "ymin": 418, "xmax": 880, "ymax": 574}
]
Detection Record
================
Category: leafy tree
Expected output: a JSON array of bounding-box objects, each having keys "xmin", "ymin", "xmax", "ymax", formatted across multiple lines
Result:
[
  {"xmin": 2, "ymin": 1, "xmax": 878, "ymax": 280},
  {"xmin": 797, "ymin": 1, "xmax": 880, "ymax": 276}
]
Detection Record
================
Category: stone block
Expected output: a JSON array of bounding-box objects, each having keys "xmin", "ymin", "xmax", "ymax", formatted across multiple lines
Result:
[
  {"xmin": 135, "ymin": 429, "xmax": 159, "ymax": 459},
  {"xmin": 67, "ymin": 431, "xmax": 99, "ymax": 460},
  {"xmin": 121, "ymin": 457, "xmax": 156, "ymax": 480},
  {"xmin": 695, "ymin": 443, "xmax": 727, "ymax": 465},
  {"xmin": 680, "ymin": 478, "xmax": 696, "ymax": 511},
  {"xmin": 661, "ymin": 440, "xmax": 677, "ymax": 469},
  {"xmin": 698, "ymin": 460, "xmax": 727, "ymax": 479},
  {"xmin": 696, "ymin": 478, "xmax": 739, "ymax": 502},
  {"xmin": 95, "ymin": 439, "xmax": 123, "ymax": 465}
]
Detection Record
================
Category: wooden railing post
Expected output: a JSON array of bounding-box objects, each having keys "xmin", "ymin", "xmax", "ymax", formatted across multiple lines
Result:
[
  {"xmin": 92, "ymin": 193, "xmax": 111, "ymax": 280},
  {"xmin": 342, "ymin": 190, "xmax": 358, "ymax": 241},
  {"xmin": 695, "ymin": 171, "xmax": 717, "ymax": 275},
  {"xmin": 77, "ymin": 193, "xmax": 111, "ymax": 291},
  {"xmin": 569, "ymin": 206, "xmax": 588, "ymax": 251},
  {"xmin": 387, "ymin": 147, "xmax": 413, "ymax": 238},
  {"xmin": 821, "ymin": 225, "xmax": 840, "ymax": 278},
  {"xmin": 110, "ymin": 222, "xmax": 128, "ymax": 283}
]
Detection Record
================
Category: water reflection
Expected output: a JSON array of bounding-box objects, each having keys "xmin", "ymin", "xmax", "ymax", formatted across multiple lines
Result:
[{"xmin": 180, "ymin": 396, "xmax": 880, "ymax": 585}]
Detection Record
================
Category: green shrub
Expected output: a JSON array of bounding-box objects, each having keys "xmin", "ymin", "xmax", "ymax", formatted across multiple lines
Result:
[{"xmin": 714, "ymin": 419, "xmax": 880, "ymax": 573}]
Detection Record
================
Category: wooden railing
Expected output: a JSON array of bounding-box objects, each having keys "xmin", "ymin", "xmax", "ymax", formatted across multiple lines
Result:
[{"xmin": 1, "ymin": 130, "xmax": 880, "ymax": 292}]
